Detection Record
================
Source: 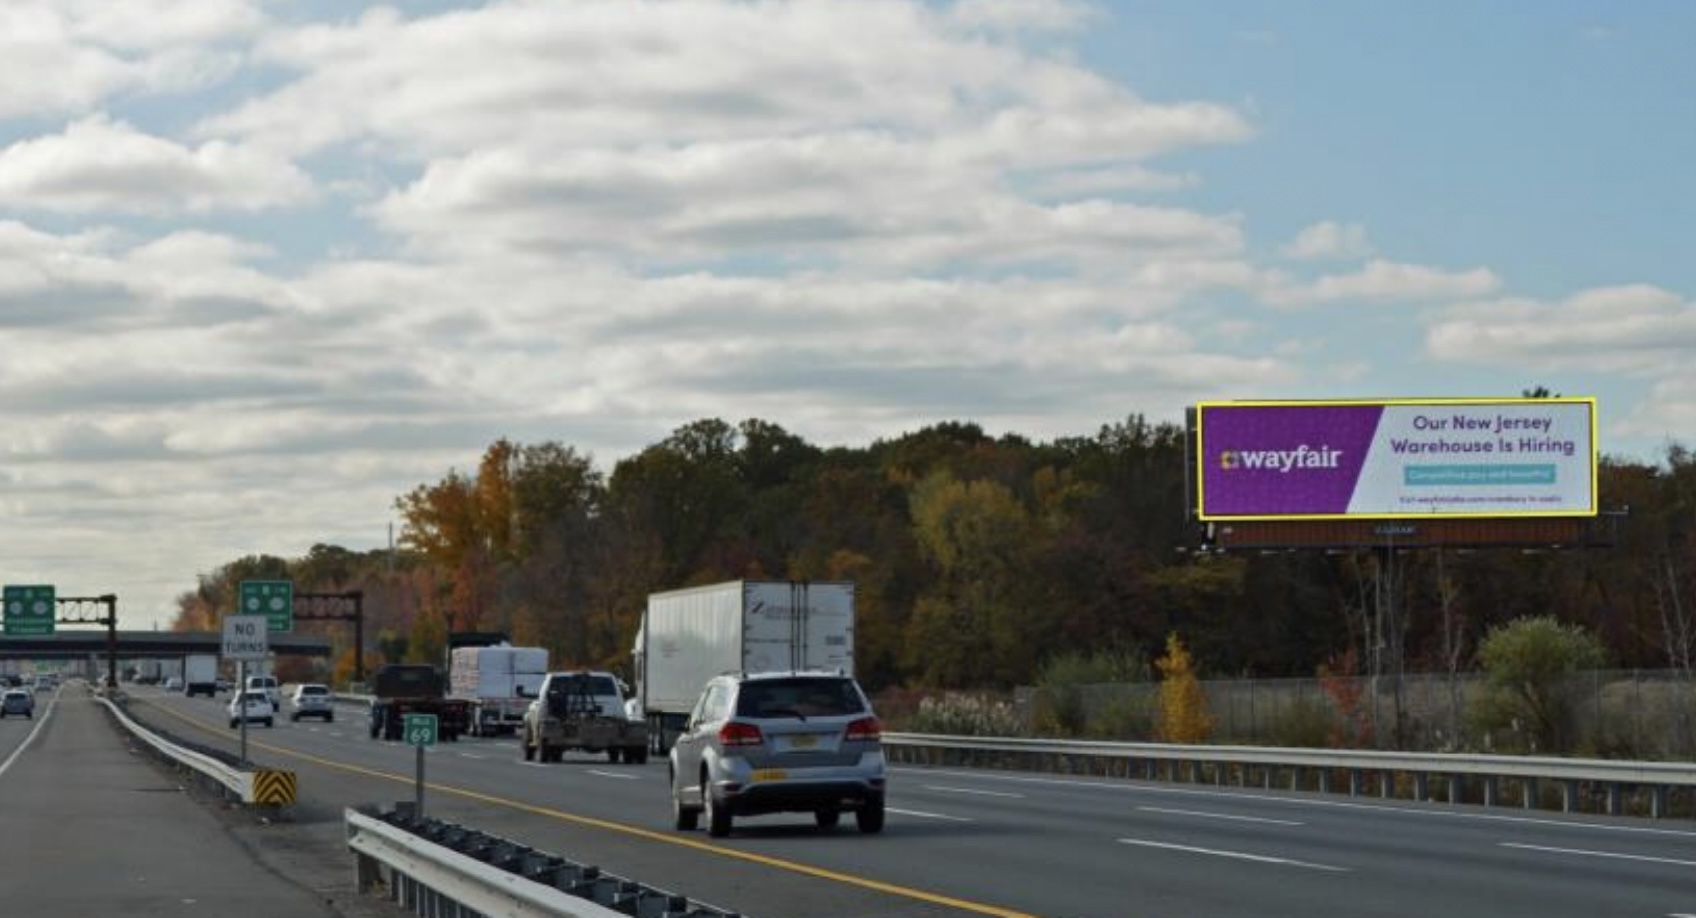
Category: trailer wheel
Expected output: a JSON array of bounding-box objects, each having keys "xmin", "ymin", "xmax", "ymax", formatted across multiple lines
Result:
[
  {"xmin": 628, "ymin": 745, "xmax": 649, "ymax": 765},
  {"xmin": 608, "ymin": 747, "xmax": 623, "ymax": 764}
]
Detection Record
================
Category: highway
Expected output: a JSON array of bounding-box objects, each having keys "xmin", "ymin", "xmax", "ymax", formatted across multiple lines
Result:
[{"xmin": 38, "ymin": 685, "xmax": 1696, "ymax": 918}]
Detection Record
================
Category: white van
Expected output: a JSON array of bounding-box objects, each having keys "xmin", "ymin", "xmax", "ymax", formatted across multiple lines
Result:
[{"xmin": 245, "ymin": 675, "xmax": 281, "ymax": 712}]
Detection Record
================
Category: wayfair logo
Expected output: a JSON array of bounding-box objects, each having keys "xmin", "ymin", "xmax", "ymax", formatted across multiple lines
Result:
[{"xmin": 1219, "ymin": 445, "xmax": 1344, "ymax": 473}]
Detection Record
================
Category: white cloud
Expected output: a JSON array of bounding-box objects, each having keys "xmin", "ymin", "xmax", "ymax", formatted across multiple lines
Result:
[
  {"xmin": 1281, "ymin": 221, "xmax": 1373, "ymax": 260},
  {"xmin": 1264, "ymin": 259, "xmax": 1501, "ymax": 306},
  {"xmin": 0, "ymin": 116, "xmax": 314, "ymax": 215},
  {"xmin": 0, "ymin": 0, "xmax": 261, "ymax": 118},
  {"xmin": 1426, "ymin": 284, "xmax": 1695, "ymax": 374},
  {"xmin": 204, "ymin": 2, "xmax": 1250, "ymax": 163},
  {"xmin": 1031, "ymin": 164, "xmax": 1199, "ymax": 197},
  {"xmin": 948, "ymin": 0, "xmax": 1094, "ymax": 33}
]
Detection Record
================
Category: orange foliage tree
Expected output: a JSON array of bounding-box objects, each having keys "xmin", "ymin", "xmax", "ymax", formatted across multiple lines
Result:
[{"xmin": 1155, "ymin": 632, "xmax": 1215, "ymax": 744}]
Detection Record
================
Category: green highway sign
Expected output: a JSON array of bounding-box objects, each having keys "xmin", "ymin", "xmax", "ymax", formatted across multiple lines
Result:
[
  {"xmin": 402, "ymin": 713, "xmax": 439, "ymax": 747},
  {"xmin": 3, "ymin": 585, "xmax": 55, "ymax": 636},
  {"xmin": 239, "ymin": 580, "xmax": 294, "ymax": 633}
]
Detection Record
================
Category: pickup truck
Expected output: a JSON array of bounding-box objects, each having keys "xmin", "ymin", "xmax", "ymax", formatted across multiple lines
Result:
[{"xmin": 521, "ymin": 670, "xmax": 648, "ymax": 764}]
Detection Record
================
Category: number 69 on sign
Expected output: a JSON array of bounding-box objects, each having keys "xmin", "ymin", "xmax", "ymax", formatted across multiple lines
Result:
[{"xmin": 402, "ymin": 713, "xmax": 438, "ymax": 747}]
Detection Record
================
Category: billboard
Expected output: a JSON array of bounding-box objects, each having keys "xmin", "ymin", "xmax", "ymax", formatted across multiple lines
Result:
[{"xmin": 1194, "ymin": 398, "xmax": 1597, "ymax": 520}]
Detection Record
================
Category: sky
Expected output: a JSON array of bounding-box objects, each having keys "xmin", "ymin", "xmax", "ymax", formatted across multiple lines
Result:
[{"xmin": 2, "ymin": 0, "xmax": 1692, "ymax": 631}]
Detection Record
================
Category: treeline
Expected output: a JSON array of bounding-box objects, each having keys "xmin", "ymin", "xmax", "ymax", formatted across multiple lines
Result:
[{"xmin": 171, "ymin": 417, "xmax": 1696, "ymax": 692}]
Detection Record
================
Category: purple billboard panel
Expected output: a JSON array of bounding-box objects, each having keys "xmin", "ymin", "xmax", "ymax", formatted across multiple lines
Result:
[
  {"xmin": 1196, "ymin": 399, "xmax": 1598, "ymax": 520},
  {"xmin": 1198, "ymin": 403, "xmax": 1384, "ymax": 518}
]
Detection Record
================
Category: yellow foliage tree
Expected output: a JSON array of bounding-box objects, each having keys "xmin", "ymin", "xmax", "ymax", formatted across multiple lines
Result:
[{"xmin": 1155, "ymin": 632, "xmax": 1215, "ymax": 744}]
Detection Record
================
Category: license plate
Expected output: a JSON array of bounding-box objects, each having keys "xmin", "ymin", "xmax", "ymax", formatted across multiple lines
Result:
[
  {"xmin": 788, "ymin": 733, "xmax": 820, "ymax": 750},
  {"xmin": 751, "ymin": 769, "xmax": 788, "ymax": 782}
]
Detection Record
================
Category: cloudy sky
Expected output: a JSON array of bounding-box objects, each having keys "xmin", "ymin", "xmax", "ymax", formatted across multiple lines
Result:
[{"xmin": 2, "ymin": 0, "xmax": 1692, "ymax": 629}]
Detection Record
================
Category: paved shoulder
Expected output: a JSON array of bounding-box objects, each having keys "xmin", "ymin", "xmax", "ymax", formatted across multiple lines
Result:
[{"xmin": 0, "ymin": 688, "xmax": 351, "ymax": 917}]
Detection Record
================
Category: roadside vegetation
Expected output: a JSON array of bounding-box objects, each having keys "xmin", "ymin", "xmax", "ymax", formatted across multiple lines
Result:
[{"xmin": 168, "ymin": 416, "xmax": 1696, "ymax": 757}]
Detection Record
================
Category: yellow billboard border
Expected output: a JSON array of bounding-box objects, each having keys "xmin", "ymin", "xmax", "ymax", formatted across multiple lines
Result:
[{"xmin": 1193, "ymin": 397, "xmax": 1599, "ymax": 521}]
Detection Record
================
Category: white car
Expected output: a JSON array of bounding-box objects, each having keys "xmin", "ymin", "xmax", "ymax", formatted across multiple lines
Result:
[
  {"xmin": 289, "ymin": 683, "xmax": 335, "ymax": 722},
  {"xmin": 245, "ymin": 675, "xmax": 282, "ymax": 712},
  {"xmin": 163, "ymin": 677, "xmax": 184, "ymax": 692},
  {"xmin": 228, "ymin": 691, "xmax": 274, "ymax": 728}
]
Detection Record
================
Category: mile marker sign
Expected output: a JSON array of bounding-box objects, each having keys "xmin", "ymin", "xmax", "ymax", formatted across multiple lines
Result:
[
  {"xmin": 222, "ymin": 614, "xmax": 269, "ymax": 662},
  {"xmin": 403, "ymin": 713, "xmax": 438, "ymax": 747}
]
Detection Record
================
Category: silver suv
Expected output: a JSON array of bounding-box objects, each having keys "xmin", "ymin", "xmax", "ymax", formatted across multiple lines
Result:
[
  {"xmin": 290, "ymin": 683, "xmax": 335, "ymax": 722},
  {"xmin": 668, "ymin": 671, "xmax": 886, "ymax": 837}
]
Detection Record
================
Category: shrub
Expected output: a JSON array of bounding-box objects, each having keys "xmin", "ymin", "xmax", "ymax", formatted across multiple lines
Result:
[
  {"xmin": 1032, "ymin": 649, "xmax": 1148, "ymax": 737},
  {"xmin": 1475, "ymin": 616, "xmax": 1605, "ymax": 754},
  {"xmin": 908, "ymin": 692, "xmax": 1023, "ymax": 737},
  {"xmin": 1267, "ymin": 696, "xmax": 1336, "ymax": 748}
]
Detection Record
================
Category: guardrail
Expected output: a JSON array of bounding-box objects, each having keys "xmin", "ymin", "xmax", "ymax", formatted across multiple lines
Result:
[
  {"xmin": 881, "ymin": 733, "xmax": 1696, "ymax": 819},
  {"xmin": 98, "ymin": 694, "xmax": 296, "ymax": 806},
  {"xmin": 346, "ymin": 806, "xmax": 739, "ymax": 918}
]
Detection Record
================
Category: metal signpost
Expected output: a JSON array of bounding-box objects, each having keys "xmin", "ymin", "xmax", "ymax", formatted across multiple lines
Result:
[
  {"xmin": 403, "ymin": 713, "xmax": 438, "ymax": 817},
  {"xmin": 223, "ymin": 614, "xmax": 269, "ymax": 766}
]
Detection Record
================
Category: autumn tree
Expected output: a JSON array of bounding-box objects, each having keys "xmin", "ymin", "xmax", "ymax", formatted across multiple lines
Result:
[
  {"xmin": 906, "ymin": 470, "xmax": 1038, "ymax": 687},
  {"xmin": 1155, "ymin": 632, "xmax": 1215, "ymax": 744}
]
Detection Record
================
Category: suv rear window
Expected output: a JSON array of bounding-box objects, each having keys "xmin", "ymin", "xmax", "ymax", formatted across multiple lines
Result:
[{"xmin": 735, "ymin": 677, "xmax": 864, "ymax": 718}]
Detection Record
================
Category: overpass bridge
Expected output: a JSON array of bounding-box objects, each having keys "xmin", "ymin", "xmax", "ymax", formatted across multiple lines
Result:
[
  {"xmin": 1, "ymin": 590, "xmax": 360, "ymax": 684},
  {"xmin": 0, "ymin": 630, "xmax": 333, "ymax": 659},
  {"xmin": 0, "ymin": 630, "xmax": 334, "ymax": 686}
]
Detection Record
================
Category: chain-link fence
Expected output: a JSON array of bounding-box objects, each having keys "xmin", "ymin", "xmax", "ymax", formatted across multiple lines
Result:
[{"xmin": 1014, "ymin": 669, "xmax": 1696, "ymax": 760}]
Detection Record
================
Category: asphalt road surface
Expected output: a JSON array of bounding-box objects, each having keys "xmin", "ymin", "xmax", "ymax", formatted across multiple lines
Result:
[{"xmin": 97, "ymin": 685, "xmax": 1696, "ymax": 918}]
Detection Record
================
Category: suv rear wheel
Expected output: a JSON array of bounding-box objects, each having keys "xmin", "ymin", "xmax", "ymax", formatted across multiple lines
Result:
[
  {"xmin": 704, "ymin": 782, "xmax": 732, "ymax": 837},
  {"xmin": 671, "ymin": 772, "xmax": 700, "ymax": 831},
  {"xmin": 856, "ymin": 796, "xmax": 885, "ymax": 834}
]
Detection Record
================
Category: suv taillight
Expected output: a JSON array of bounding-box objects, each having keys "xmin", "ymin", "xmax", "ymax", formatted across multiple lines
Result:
[
  {"xmin": 719, "ymin": 721, "xmax": 764, "ymax": 747},
  {"xmin": 845, "ymin": 716, "xmax": 882, "ymax": 742}
]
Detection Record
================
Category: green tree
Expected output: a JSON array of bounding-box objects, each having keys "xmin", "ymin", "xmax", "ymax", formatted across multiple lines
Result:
[{"xmin": 1475, "ymin": 616, "xmax": 1606, "ymax": 753}]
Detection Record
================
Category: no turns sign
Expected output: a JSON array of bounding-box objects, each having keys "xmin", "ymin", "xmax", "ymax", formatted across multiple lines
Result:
[{"xmin": 222, "ymin": 614, "xmax": 269, "ymax": 662}]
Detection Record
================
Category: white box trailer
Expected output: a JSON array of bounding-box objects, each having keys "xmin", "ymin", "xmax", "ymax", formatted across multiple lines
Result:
[
  {"xmin": 184, "ymin": 653, "xmax": 219, "ymax": 698},
  {"xmin": 634, "ymin": 580, "xmax": 854, "ymax": 752},
  {"xmin": 449, "ymin": 645, "xmax": 549, "ymax": 736}
]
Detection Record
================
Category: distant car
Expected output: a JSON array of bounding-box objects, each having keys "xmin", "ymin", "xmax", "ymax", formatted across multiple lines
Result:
[
  {"xmin": 668, "ymin": 671, "xmax": 886, "ymax": 837},
  {"xmin": 228, "ymin": 691, "xmax": 274, "ymax": 728},
  {"xmin": 289, "ymin": 683, "xmax": 335, "ymax": 722},
  {"xmin": 245, "ymin": 675, "xmax": 282, "ymax": 711},
  {"xmin": 1, "ymin": 688, "xmax": 35, "ymax": 719},
  {"xmin": 163, "ymin": 677, "xmax": 184, "ymax": 693},
  {"xmin": 215, "ymin": 678, "xmax": 234, "ymax": 694}
]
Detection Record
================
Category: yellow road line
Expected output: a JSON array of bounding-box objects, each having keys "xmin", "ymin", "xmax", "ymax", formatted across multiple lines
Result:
[{"xmin": 152, "ymin": 702, "xmax": 1038, "ymax": 918}]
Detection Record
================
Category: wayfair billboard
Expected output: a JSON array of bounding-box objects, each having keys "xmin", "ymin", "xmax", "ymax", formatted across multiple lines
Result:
[{"xmin": 1195, "ymin": 398, "xmax": 1598, "ymax": 520}]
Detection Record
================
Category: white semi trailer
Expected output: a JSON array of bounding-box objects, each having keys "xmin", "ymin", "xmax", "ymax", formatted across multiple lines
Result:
[{"xmin": 633, "ymin": 580, "xmax": 854, "ymax": 753}]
